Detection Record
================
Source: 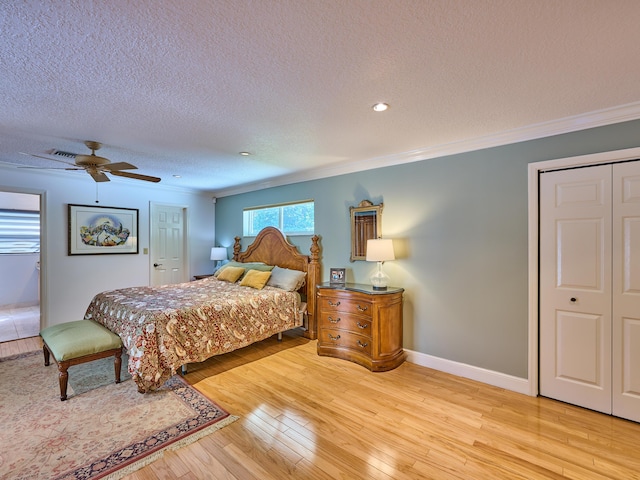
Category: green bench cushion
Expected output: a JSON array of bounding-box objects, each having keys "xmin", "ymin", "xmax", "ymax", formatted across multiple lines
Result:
[{"xmin": 40, "ymin": 320, "xmax": 122, "ymax": 361}]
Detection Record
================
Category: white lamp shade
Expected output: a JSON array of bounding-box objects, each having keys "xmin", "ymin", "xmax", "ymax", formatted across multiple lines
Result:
[
  {"xmin": 210, "ymin": 247, "xmax": 228, "ymax": 261},
  {"xmin": 365, "ymin": 238, "xmax": 395, "ymax": 262}
]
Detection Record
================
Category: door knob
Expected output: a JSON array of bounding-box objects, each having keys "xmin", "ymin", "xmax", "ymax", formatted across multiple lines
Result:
[{"xmin": 153, "ymin": 263, "xmax": 162, "ymax": 267}]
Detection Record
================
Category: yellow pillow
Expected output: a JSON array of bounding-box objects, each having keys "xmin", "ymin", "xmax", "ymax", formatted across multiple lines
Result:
[
  {"xmin": 216, "ymin": 266, "xmax": 245, "ymax": 283},
  {"xmin": 239, "ymin": 269, "xmax": 272, "ymax": 289}
]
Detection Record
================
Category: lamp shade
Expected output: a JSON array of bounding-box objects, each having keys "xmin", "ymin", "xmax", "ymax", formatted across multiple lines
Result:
[
  {"xmin": 365, "ymin": 238, "xmax": 395, "ymax": 262},
  {"xmin": 210, "ymin": 247, "xmax": 227, "ymax": 261}
]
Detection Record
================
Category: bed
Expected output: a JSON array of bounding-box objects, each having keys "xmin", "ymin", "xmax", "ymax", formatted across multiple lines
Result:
[{"xmin": 83, "ymin": 227, "xmax": 320, "ymax": 392}]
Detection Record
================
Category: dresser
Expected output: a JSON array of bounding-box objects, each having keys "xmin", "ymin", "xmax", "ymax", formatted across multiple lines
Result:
[{"xmin": 317, "ymin": 283, "xmax": 404, "ymax": 371}]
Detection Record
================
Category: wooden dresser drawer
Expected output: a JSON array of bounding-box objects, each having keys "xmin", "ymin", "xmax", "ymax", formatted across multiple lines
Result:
[
  {"xmin": 319, "ymin": 311, "xmax": 372, "ymax": 337},
  {"xmin": 318, "ymin": 297, "xmax": 372, "ymax": 317},
  {"xmin": 319, "ymin": 328, "xmax": 372, "ymax": 356}
]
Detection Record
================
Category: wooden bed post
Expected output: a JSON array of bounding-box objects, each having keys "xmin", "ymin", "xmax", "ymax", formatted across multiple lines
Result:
[
  {"xmin": 305, "ymin": 235, "xmax": 320, "ymax": 340},
  {"xmin": 233, "ymin": 236, "xmax": 242, "ymax": 260}
]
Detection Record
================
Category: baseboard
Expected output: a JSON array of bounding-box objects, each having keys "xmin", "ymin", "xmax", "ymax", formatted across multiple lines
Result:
[{"xmin": 404, "ymin": 349, "xmax": 531, "ymax": 396}]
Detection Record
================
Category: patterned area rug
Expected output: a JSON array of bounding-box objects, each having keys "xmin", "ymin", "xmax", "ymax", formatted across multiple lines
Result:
[{"xmin": 0, "ymin": 351, "xmax": 237, "ymax": 480}]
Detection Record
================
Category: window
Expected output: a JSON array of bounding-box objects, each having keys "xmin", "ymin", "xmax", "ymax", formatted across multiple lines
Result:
[
  {"xmin": 0, "ymin": 209, "xmax": 40, "ymax": 254},
  {"xmin": 243, "ymin": 200, "xmax": 314, "ymax": 236}
]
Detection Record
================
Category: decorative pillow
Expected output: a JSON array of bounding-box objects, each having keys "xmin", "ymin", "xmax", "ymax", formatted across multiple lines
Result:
[
  {"xmin": 239, "ymin": 269, "xmax": 272, "ymax": 289},
  {"xmin": 214, "ymin": 261, "xmax": 273, "ymax": 277},
  {"xmin": 266, "ymin": 266, "xmax": 307, "ymax": 292},
  {"xmin": 216, "ymin": 266, "xmax": 245, "ymax": 283}
]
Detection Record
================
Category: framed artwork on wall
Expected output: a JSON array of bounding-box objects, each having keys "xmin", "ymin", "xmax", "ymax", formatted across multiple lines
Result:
[
  {"xmin": 329, "ymin": 267, "xmax": 345, "ymax": 285},
  {"xmin": 68, "ymin": 204, "xmax": 139, "ymax": 255}
]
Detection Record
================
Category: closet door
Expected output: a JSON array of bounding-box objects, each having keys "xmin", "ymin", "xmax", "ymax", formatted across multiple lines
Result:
[
  {"xmin": 612, "ymin": 162, "xmax": 640, "ymax": 423},
  {"xmin": 540, "ymin": 165, "xmax": 612, "ymax": 414}
]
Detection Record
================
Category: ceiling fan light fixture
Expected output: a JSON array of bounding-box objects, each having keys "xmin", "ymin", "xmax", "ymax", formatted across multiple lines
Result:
[
  {"xmin": 22, "ymin": 140, "xmax": 161, "ymax": 184},
  {"xmin": 75, "ymin": 154, "xmax": 110, "ymax": 166},
  {"xmin": 372, "ymin": 102, "xmax": 389, "ymax": 112}
]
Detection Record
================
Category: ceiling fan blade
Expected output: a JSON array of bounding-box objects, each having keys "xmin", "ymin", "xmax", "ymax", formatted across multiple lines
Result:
[
  {"xmin": 16, "ymin": 166, "xmax": 74, "ymax": 170},
  {"xmin": 89, "ymin": 170, "xmax": 110, "ymax": 182},
  {"xmin": 109, "ymin": 170, "xmax": 161, "ymax": 183},
  {"xmin": 18, "ymin": 152, "xmax": 76, "ymax": 167},
  {"xmin": 102, "ymin": 162, "xmax": 137, "ymax": 171},
  {"xmin": 0, "ymin": 160, "xmax": 50, "ymax": 169}
]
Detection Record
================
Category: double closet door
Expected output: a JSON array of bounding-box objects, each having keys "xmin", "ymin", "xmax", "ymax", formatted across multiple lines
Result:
[{"xmin": 540, "ymin": 161, "xmax": 640, "ymax": 422}]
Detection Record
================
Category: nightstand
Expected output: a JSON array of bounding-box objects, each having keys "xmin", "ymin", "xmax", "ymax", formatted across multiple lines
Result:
[{"xmin": 317, "ymin": 282, "xmax": 404, "ymax": 371}]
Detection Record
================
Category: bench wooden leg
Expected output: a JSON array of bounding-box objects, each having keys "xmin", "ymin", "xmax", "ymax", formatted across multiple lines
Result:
[
  {"xmin": 57, "ymin": 361, "xmax": 70, "ymax": 401},
  {"xmin": 43, "ymin": 344, "xmax": 50, "ymax": 366},
  {"xmin": 114, "ymin": 349, "xmax": 122, "ymax": 384}
]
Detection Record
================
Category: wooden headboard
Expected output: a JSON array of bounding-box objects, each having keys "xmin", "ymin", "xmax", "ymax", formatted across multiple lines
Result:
[{"xmin": 232, "ymin": 226, "xmax": 320, "ymax": 340}]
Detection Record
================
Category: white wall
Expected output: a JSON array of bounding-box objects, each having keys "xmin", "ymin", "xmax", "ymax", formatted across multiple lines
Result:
[
  {"xmin": 0, "ymin": 253, "xmax": 39, "ymax": 307},
  {"xmin": 0, "ymin": 165, "xmax": 216, "ymax": 328},
  {"xmin": 0, "ymin": 191, "xmax": 39, "ymax": 209}
]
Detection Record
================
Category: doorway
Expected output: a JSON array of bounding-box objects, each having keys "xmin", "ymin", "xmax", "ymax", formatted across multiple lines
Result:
[
  {"xmin": 149, "ymin": 203, "xmax": 188, "ymax": 286},
  {"xmin": 0, "ymin": 190, "xmax": 42, "ymax": 342}
]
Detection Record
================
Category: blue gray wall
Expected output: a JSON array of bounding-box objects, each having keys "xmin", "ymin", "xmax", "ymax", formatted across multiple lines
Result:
[{"xmin": 215, "ymin": 120, "xmax": 640, "ymax": 379}]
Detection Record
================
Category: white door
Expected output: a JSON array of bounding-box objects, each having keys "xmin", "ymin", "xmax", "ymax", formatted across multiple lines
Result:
[
  {"xmin": 540, "ymin": 165, "xmax": 612, "ymax": 413},
  {"xmin": 540, "ymin": 161, "xmax": 640, "ymax": 422},
  {"xmin": 612, "ymin": 162, "xmax": 640, "ymax": 422},
  {"xmin": 150, "ymin": 204, "xmax": 186, "ymax": 286}
]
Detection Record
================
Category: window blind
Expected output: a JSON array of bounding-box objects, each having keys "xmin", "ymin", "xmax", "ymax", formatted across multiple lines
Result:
[{"xmin": 0, "ymin": 209, "xmax": 40, "ymax": 253}]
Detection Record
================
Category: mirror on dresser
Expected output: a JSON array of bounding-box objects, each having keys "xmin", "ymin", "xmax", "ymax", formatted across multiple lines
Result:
[{"xmin": 350, "ymin": 200, "xmax": 383, "ymax": 262}]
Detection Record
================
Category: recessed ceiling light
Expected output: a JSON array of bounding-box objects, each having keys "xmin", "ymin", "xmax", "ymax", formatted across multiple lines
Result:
[
  {"xmin": 173, "ymin": 175, "xmax": 181, "ymax": 178},
  {"xmin": 372, "ymin": 103, "xmax": 389, "ymax": 112},
  {"xmin": 239, "ymin": 151, "xmax": 251, "ymax": 156}
]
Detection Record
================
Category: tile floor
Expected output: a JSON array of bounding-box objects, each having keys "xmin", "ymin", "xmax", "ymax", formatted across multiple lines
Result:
[{"xmin": 0, "ymin": 305, "xmax": 40, "ymax": 343}]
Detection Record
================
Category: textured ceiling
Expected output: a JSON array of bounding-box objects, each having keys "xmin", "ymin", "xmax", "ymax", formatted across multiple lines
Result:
[{"xmin": 1, "ymin": 1, "xmax": 640, "ymax": 194}]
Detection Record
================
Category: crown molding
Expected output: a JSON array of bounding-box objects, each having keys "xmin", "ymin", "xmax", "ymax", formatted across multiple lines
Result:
[{"xmin": 213, "ymin": 101, "xmax": 640, "ymax": 198}]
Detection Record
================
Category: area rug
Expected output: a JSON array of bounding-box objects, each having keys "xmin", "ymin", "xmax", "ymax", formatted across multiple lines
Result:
[{"xmin": 0, "ymin": 351, "xmax": 237, "ymax": 480}]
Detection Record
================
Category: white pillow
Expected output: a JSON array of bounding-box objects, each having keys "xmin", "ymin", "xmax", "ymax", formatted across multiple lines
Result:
[{"xmin": 266, "ymin": 266, "xmax": 306, "ymax": 291}]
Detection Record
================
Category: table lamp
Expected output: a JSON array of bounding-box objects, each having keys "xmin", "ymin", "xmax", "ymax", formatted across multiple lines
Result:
[
  {"xmin": 210, "ymin": 247, "xmax": 227, "ymax": 271},
  {"xmin": 365, "ymin": 238, "xmax": 395, "ymax": 290}
]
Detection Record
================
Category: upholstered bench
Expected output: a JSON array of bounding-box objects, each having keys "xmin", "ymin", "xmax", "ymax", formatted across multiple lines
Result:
[{"xmin": 40, "ymin": 320, "xmax": 123, "ymax": 401}]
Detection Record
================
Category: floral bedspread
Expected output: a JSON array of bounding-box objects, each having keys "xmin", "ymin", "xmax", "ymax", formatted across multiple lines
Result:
[{"xmin": 83, "ymin": 276, "xmax": 302, "ymax": 392}]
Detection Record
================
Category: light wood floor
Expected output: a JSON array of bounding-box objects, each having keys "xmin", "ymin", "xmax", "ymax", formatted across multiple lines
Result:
[
  {"xmin": 0, "ymin": 335, "xmax": 41, "ymax": 357},
  {"xmin": 4, "ymin": 333, "xmax": 640, "ymax": 479}
]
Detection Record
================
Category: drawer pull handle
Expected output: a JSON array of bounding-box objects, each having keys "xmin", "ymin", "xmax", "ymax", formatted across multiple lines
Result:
[
  {"xmin": 357, "ymin": 322, "xmax": 369, "ymax": 329},
  {"xmin": 328, "ymin": 316, "xmax": 341, "ymax": 324},
  {"xmin": 328, "ymin": 333, "xmax": 341, "ymax": 341},
  {"xmin": 328, "ymin": 300, "xmax": 341, "ymax": 307},
  {"xmin": 357, "ymin": 305, "xmax": 368, "ymax": 312},
  {"xmin": 357, "ymin": 340, "xmax": 368, "ymax": 348}
]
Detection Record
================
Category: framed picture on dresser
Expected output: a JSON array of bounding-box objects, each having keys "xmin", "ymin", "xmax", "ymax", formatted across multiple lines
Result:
[{"xmin": 329, "ymin": 267, "xmax": 345, "ymax": 285}]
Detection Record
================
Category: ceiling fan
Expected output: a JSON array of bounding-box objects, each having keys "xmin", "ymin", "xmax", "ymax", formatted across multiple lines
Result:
[{"xmin": 20, "ymin": 140, "xmax": 161, "ymax": 183}]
